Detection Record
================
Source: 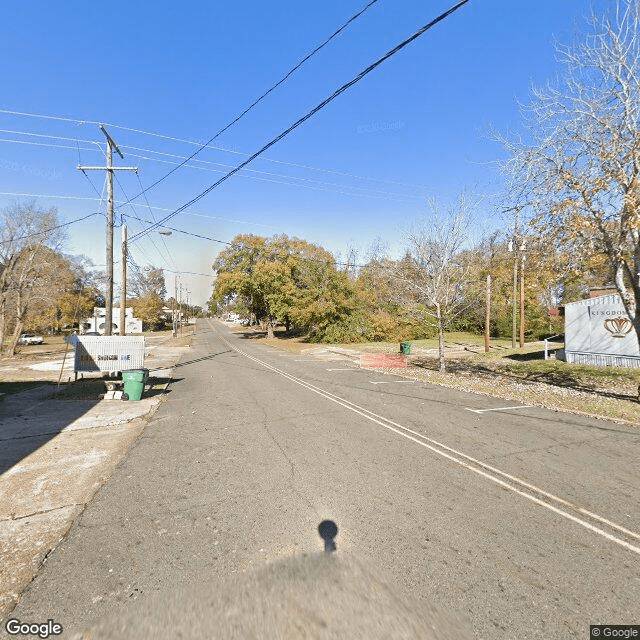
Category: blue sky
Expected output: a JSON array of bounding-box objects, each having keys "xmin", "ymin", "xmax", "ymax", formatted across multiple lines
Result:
[{"xmin": 0, "ymin": 0, "xmax": 603, "ymax": 306}]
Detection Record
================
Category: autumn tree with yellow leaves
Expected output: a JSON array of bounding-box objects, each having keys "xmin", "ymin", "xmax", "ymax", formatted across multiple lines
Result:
[{"xmin": 499, "ymin": 0, "xmax": 640, "ymax": 345}]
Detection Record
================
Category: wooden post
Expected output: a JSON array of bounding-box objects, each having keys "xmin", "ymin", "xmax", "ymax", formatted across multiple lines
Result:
[
  {"xmin": 485, "ymin": 273, "xmax": 491, "ymax": 353},
  {"xmin": 120, "ymin": 225, "xmax": 127, "ymax": 336},
  {"xmin": 77, "ymin": 125, "xmax": 136, "ymax": 337},
  {"xmin": 519, "ymin": 254, "xmax": 525, "ymax": 348},
  {"xmin": 105, "ymin": 142, "xmax": 113, "ymax": 336},
  {"xmin": 512, "ymin": 250, "xmax": 518, "ymax": 348}
]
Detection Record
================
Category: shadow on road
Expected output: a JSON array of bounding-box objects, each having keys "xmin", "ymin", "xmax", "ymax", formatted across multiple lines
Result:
[{"xmin": 172, "ymin": 350, "xmax": 232, "ymax": 368}]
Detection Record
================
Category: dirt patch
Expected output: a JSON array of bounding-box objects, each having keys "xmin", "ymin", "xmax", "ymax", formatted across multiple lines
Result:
[{"xmin": 0, "ymin": 328, "xmax": 194, "ymax": 396}]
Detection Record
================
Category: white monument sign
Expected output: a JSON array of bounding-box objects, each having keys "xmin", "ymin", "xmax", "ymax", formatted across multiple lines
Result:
[{"xmin": 564, "ymin": 294, "xmax": 639, "ymax": 366}]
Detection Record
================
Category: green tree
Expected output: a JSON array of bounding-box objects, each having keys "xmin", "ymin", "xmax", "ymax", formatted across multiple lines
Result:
[
  {"xmin": 212, "ymin": 234, "xmax": 364, "ymax": 341},
  {"xmin": 131, "ymin": 293, "xmax": 164, "ymax": 330},
  {"xmin": 28, "ymin": 253, "xmax": 98, "ymax": 334},
  {"xmin": 128, "ymin": 264, "xmax": 166, "ymax": 330}
]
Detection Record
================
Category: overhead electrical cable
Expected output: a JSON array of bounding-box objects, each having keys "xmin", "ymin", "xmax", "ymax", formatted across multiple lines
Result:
[
  {"xmin": 120, "ymin": 0, "xmax": 380, "ymax": 205},
  {"xmin": 121, "ymin": 151, "xmax": 425, "ymax": 202},
  {"xmin": 129, "ymin": 0, "xmax": 470, "ymax": 243},
  {"xmin": 134, "ymin": 171, "xmax": 180, "ymax": 271},
  {"xmin": 118, "ymin": 211, "xmax": 386, "ymax": 270},
  {"xmin": 0, "ymin": 134, "xmax": 428, "ymax": 202},
  {"xmin": 0, "ymin": 212, "xmax": 101, "ymax": 245},
  {"xmin": 117, "ymin": 144, "xmax": 426, "ymax": 200},
  {"xmin": 0, "ymin": 117, "xmax": 432, "ymax": 191}
]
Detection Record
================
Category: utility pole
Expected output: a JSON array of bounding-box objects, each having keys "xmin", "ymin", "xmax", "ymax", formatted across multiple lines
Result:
[
  {"xmin": 78, "ymin": 125, "xmax": 136, "ymax": 336},
  {"xmin": 179, "ymin": 282, "xmax": 183, "ymax": 337},
  {"xmin": 173, "ymin": 275, "xmax": 178, "ymax": 338},
  {"xmin": 512, "ymin": 250, "xmax": 518, "ymax": 349},
  {"xmin": 485, "ymin": 273, "xmax": 491, "ymax": 353},
  {"xmin": 120, "ymin": 225, "xmax": 127, "ymax": 335},
  {"xmin": 519, "ymin": 250, "xmax": 526, "ymax": 348}
]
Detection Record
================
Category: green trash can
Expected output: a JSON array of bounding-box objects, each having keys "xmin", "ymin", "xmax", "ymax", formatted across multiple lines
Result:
[
  {"xmin": 400, "ymin": 342, "xmax": 411, "ymax": 355},
  {"xmin": 122, "ymin": 369, "xmax": 146, "ymax": 401}
]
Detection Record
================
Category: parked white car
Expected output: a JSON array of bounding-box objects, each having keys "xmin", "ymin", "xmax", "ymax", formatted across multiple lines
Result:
[{"xmin": 18, "ymin": 333, "xmax": 44, "ymax": 345}]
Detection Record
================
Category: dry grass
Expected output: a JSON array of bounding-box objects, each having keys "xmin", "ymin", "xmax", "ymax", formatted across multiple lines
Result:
[{"xmin": 0, "ymin": 326, "xmax": 194, "ymax": 395}]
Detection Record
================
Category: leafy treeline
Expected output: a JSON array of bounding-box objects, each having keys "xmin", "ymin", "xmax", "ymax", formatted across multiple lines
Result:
[
  {"xmin": 210, "ymin": 231, "xmax": 589, "ymax": 345},
  {"xmin": 212, "ymin": 234, "xmax": 361, "ymax": 341},
  {"xmin": 0, "ymin": 202, "xmax": 176, "ymax": 353},
  {"xmin": 0, "ymin": 202, "xmax": 97, "ymax": 354}
]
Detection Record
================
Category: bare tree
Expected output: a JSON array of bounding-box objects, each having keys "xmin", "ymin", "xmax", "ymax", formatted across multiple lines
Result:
[
  {"xmin": 498, "ymin": 0, "xmax": 640, "ymax": 345},
  {"xmin": 381, "ymin": 195, "xmax": 476, "ymax": 371},
  {"xmin": 0, "ymin": 202, "xmax": 65, "ymax": 354}
]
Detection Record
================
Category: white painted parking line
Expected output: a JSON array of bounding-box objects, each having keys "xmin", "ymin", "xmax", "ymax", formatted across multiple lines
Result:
[{"xmin": 465, "ymin": 405, "xmax": 533, "ymax": 414}]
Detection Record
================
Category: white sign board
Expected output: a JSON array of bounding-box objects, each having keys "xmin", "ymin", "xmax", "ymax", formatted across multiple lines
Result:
[
  {"xmin": 70, "ymin": 335, "xmax": 146, "ymax": 373},
  {"xmin": 565, "ymin": 300, "xmax": 639, "ymax": 356}
]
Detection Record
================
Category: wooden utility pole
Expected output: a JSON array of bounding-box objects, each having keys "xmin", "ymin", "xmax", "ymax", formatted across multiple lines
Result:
[
  {"xmin": 510, "ymin": 240, "xmax": 518, "ymax": 349},
  {"xmin": 179, "ymin": 283, "xmax": 183, "ymax": 337},
  {"xmin": 172, "ymin": 275, "xmax": 178, "ymax": 337},
  {"xmin": 120, "ymin": 225, "xmax": 127, "ymax": 335},
  {"xmin": 485, "ymin": 273, "xmax": 491, "ymax": 353},
  {"xmin": 78, "ymin": 125, "xmax": 136, "ymax": 336},
  {"xmin": 519, "ymin": 253, "xmax": 526, "ymax": 348}
]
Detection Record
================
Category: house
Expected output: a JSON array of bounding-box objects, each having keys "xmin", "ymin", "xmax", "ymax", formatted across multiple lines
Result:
[
  {"xmin": 563, "ymin": 293, "xmax": 639, "ymax": 367},
  {"xmin": 81, "ymin": 307, "xmax": 143, "ymax": 335}
]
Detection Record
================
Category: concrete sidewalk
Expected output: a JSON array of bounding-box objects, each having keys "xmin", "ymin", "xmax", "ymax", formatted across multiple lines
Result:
[{"xmin": 0, "ymin": 339, "xmax": 189, "ymax": 620}]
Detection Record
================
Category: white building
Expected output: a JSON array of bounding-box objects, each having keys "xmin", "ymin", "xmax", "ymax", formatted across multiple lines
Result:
[
  {"xmin": 563, "ymin": 294, "xmax": 639, "ymax": 367},
  {"xmin": 81, "ymin": 307, "xmax": 143, "ymax": 335}
]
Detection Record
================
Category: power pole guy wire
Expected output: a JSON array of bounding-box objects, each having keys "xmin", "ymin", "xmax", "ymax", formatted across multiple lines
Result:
[{"xmin": 129, "ymin": 0, "xmax": 470, "ymax": 244}]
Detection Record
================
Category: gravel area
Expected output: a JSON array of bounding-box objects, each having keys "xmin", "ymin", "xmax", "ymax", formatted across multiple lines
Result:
[{"xmin": 370, "ymin": 357, "xmax": 640, "ymax": 426}]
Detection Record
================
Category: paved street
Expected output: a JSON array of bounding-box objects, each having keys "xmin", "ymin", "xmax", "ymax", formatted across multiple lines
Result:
[{"xmin": 5, "ymin": 319, "xmax": 639, "ymax": 639}]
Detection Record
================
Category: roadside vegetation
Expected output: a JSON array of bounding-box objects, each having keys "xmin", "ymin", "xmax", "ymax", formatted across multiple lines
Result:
[
  {"xmin": 236, "ymin": 323, "xmax": 640, "ymax": 425},
  {"xmin": 2, "ymin": 2, "xmax": 639, "ymax": 419}
]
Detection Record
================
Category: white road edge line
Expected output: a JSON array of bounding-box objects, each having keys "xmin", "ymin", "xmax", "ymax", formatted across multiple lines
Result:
[
  {"xmin": 210, "ymin": 320, "xmax": 640, "ymax": 556},
  {"xmin": 465, "ymin": 405, "xmax": 533, "ymax": 414}
]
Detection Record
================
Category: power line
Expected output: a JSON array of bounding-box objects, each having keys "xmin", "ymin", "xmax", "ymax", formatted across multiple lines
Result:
[
  {"xmin": 0, "ymin": 191, "xmax": 100, "ymax": 202},
  {"xmin": 0, "ymin": 128, "xmax": 98, "ymax": 146},
  {"xmin": 118, "ymin": 145, "xmax": 426, "ymax": 201},
  {"xmin": 0, "ymin": 211, "xmax": 101, "ymax": 245},
  {"xmin": 0, "ymin": 120, "xmax": 433, "ymax": 193},
  {"xmin": 0, "ymin": 135, "xmax": 428, "ymax": 203},
  {"xmin": 0, "ymin": 190, "xmax": 277, "ymax": 228},
  {"xmin": 0, "ymin": 189, "xmax": 384, "ymax": 270},
  {"xmin": 134, "ymin": 170, "xmax": 180, "ymax": 271},
  {"xmin": 120, "ymin": 0, "xmax": 380, "ymax": 206},
  {"xmin": 120, "ymin": 211, "xmax": 375, "ymax": 270},
  {"xmin": 129, "ymin": 0, "xmax": 470, "ymax": 244}
]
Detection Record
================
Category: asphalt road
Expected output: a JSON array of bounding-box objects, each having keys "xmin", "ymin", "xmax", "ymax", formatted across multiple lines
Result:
[{"xmin": 6, "ymin": 319, "xmax": 639, "ymax": 639}]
